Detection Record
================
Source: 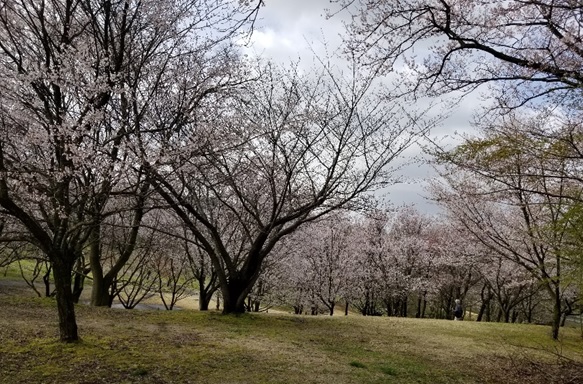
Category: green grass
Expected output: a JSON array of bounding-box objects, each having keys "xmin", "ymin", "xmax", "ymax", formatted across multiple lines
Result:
[
  {"xmin": 0, "ymin": 293, "xmax": 582, "ymax": 384},
  {"xmin": 2, "ymin": 260, "xmax": 46, "ymax": 281}
]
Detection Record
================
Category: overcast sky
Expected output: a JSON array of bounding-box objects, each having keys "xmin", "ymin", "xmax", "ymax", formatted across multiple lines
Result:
[{"xmin": 239, "ymin": 0, "xmax": 481, "ymax": 215}]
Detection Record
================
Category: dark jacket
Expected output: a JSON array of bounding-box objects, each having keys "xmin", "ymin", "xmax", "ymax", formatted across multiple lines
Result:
[{"xmin": 454, "ymin": 303, "xmax": 463, "ymax": 318}]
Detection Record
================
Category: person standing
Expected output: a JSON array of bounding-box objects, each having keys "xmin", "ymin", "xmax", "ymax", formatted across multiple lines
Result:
[{"xmin": 453, "ymin": 299, "xmax": 463, "ymax": 321}]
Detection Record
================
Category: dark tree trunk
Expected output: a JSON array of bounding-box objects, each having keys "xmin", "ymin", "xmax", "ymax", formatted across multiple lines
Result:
[
  {"xmin": 328, "ymin": 301, "xmax": 335, "ymax": 316},
  {"xmin": 386, "ymin": 299, "xmax": 393, "ymax": 317},
  {"xmin": 477, "ymin": 285, "xmax": 491, "ymax": 322},
  {"xmin": 477, "ymin": 304, "xmax": 485, "ymax": 322},
  {"xmin": 199, "ymin": 287, "xmax": 215, "ymax": 311},
  {"xmin": 496, "ymin": 309, "xmax": 503, "ymax": 322},
  {"xmin": 401, "ymin": 297, "xmax": 408, "ymax": 317},
  {"xmin": 197, "ymin": 274, "xmax": 218, "ymax": 311},
  {"xmin": 221, "ymin": 278, "xmax": 251, "ymax": 314},
  {"xmin": 43, "ymin": 264, "xmax": 52, "ymax": 298},
  {"xmin": 91, "ymin": 275, "xmax": 113, "ymax": 307},
  {"xmin": 72, "ymin": 258, "xmax": 88, "ymax": 304},
  {"xmin": 344, "ymin": 301, "xmax": 349, "ymax": 316},
  {"xmin": 52, "ymin": 257, "xmax": 78, "ymax": 342},
  {"xmin": 560, "ymin": 300, "xmax": 573, "ymax": 327},
  {"xmin": 362, "ymin": 289, "xmax": 371, "ymax": 316},
  {"xmin": 72, "ymin": 272, "xmax": 84, "ymax": 304},
  {"xmin": 89, "ymin": 225, "xmax": 112, "ymax": 307}
]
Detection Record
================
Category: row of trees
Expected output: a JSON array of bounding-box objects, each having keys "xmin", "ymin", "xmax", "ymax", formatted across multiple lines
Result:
[
  {"xmin": 255, "ymin": 206, "xmax": 577, "ymax": 332},
  {"xmin": 0, "ymin": 0, "xmax": 429, "ymax": 341},
  {"xmin": 9, "ymin": 203, "xmax": 569, "ymax": 331}
]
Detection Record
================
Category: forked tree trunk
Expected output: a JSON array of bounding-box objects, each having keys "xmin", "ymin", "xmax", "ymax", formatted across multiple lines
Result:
[
  {"xmin": 52, "ymin": 257, "xmax": 78, "ymax": 342},
  {"xmin": 328, "ymin": 301, "xmax": 335, "ymax": 316},
  {"xmin": 477, "ymin": 285, "xmax": 491, "ymax": 322},
  {"xmin": 199, "ymin": 288, "xmax": 212, "ymax": 311}
]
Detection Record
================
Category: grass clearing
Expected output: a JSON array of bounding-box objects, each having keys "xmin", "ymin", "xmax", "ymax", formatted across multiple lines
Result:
[{"xmin": 1, "ymin": 285, "xmax": 582, "ymax": 383}]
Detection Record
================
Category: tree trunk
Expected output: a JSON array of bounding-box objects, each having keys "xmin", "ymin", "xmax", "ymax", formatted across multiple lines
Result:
[
  {"xmin": 386, "ymin": 299, "xmax": 393, "ymax": 317},
  {"xmin": 551, "ymin": 289, "xmax": 561, "ymax": 340},
  {"xmin": 415, "ymin": 296, "xmax": 422, "ymax": 318},
  {"xmin": 91, "ymin": 275, "xmax": 113, "ymax": 307},
  {"xmin": 199, "ymin": 287, "xmax": 214, "ymax": 311},
  {"xmin": 496, "ymin": 309, "xmax": 503, "ymax": 322},
  {"xmin": 72, "ymin": 272, "xmax": 84, "ymax": 304},
  {"xmin": 344, "ymin": 301, "xmax": 349, "ymax": 316},
  {"xmin": 511, "ymin": 310, "xmax": 519, "ymax": 323},
  {"xmin": 401, "ymin": 297, "xmax": 408, "ymax": 317},
  {"xmin": 362, "ymin": 289, "xmax": 371, "ymax": 316},
  {"xmin": 221, "ymin": 279, "xmax": 251, "ymax": 314},
  {"xmin": 477, "ymin": 303, "xmax": 485, "ymax": 322},
  {"xmin": 43, "ymin": 264, "xmax": 52, "ymax": 298},
  {"xmin": 89, "ymin": 224, "xmax": 112, "ymax": 307},
  {"xmin": 477, "ymin": 285, "xmax": 490, "ymax": 322},
  {"xmin": 560, "ymin": 300, "xmax": 573, "ymax": 327},
  {"xmin": 52, "ymin": 257, "xmax": 78, "ymax": 342}
]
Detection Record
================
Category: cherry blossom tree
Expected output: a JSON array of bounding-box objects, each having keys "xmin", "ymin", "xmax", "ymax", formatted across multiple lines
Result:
[
  {"xmin": 265, "ymin": 236, "xmax": 313, "ymax": 314},
  {"xmin": 144, "ymin": 58, "xmax": 432, "ymax": 314},
  {"xmin": 465, "ymin": 241, "xmax": 539, "ymax": 323},
  {"xmin": 348, "ymin": 209, "xmax": 390, "ymax": 316},
  {"xmin": 0, "ymin": 0, "xmax": 263, "ymax": 341},
  {"xmin": 0, "ymin": 0, "xmax": 144, "ymax": 341},
  {"xmin": 433, "ymin": 139, "xmax": 578, "ymax": 338},
  {"xmin": 298, "ymin": 213, "xmax": 359, "ymax": 316},
  {"xmin": 339, "ymin": 0, "xmax": 583, "ymax": 108},
  {"xmin": 380, "ymin": 207, "xmax": 436, "ymax": 316}
]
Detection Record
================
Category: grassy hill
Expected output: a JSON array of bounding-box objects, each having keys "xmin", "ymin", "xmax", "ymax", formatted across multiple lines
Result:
[{"xmin": 1, "ymin": 282, "xmax": 582, "ymax": 383}]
